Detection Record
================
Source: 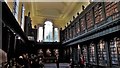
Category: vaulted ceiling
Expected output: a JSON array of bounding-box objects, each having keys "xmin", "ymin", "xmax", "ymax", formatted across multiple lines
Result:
[{"xmin": 6, "ymin": 2, "xmax": 90, "ymax": 29}]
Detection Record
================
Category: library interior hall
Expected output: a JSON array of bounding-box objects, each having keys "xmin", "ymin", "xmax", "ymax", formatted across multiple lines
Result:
[{"xmin": 1, "ymin": 1, "xmax": 120, "ymax": 68}]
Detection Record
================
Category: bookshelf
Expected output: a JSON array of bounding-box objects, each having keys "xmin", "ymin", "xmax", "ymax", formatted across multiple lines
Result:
[
  {"xmin": 105, "ymin": 2, "xmax": 119, "ymax": 20},
  {"xmin": 83, "ymin": 46, "xmax": 88, "ymax": 64},
  {"xmin": 89, "ymin": 43, "xmax": 96, "ymax": 64},
  {"xmin": 94, "ymin": 3, "xmax": 104, "ymax": 24},
  {"xmin": 76, "ymin": 22, "xmax": 80, "ymax": 34},
  {"xmin": 86, "ymin": 10, "xmax": 94, "ymax": 29},
  {"xmin": 80, "ymin": 17, "xmax": 86, "ymax": 32},
  {"xmin": 97, "ymin": 40, "xmax": 107, "ymax": 66},
  {"xmin": 109, "ymin": 38, "xmax": 120, "ymax": 65}
]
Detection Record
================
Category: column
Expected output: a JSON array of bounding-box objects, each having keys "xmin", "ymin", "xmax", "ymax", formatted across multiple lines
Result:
[
  {"xmin": 59, "ymin": 28, "xmax": 62, "ymax": 42},
  {"xmin": 68, "ymin": 47, "xmax": 71, "ymax": 62},
  {"xmin": 86, "ymin": 44, "xmax": 89, "ymax": 67},
  {"xmin": 72, "ymin": 47, "xmax": 75, "ymax": 65},
  {"xmin": 71, "ymin": 26, "xmax": 73, "ymax": 38},
  {"xmin": 117, "ymin": 2, "xmax": 120, "ymax": 11},
  {"xmin": 91, "ymin": 8, "xmax": 95, "ymax": 28},
  {"xmin": 66, "ymin": 47, "xmax": 70, "ymax": 62},
  {"xmin": 58, "ymin": 28, "xmax": 60, "ymax": 42},
  {"xmin": 94, "ymin": 41, "xmax": 99, "ymax": 67},
  {"xmin": 77, "ymin": 44, "xmax": 80, "ymax": 64},
  {"xmin": 74, "ymin": 23, "xmax": 77, "ymax": 37},
  {"xmin": 13, "ymin": 34, "xmax": 18, "ymax": 67},
  {"xmin": 79, "ymin": 20, "xmax": 81, "ymax": 34},
  {"xmin": 92, "ymin": 6, "xmax": 96, "ymax": 28},
  {"xmin": 7, "ymin": 29, "xmax": 11, "ymax": 62},
  {"xmin": 7, "ymin": 32, "xmax": 17, "ymax": 67},
  {"xmin": 64, "ymin": 26, "xmax": 66, "ymax": 41},
  {"xmin": 53, "ymin": 26, "xmax": 54, "ymax": 42},
  {"xmin": 102, "ymin": 2, "xmax": 106, "ymax": 21},
  {"xmin": 20, "ymin": 3, "xmax": 25, "ymax": 31},
  {"xmin": 59, "ymin": 47, "xmax": 65, "ymax": 62},
  {"xmin": 87, "ymin": 43, "xmax": 90, "ymax": 65},
  {"xmin": 72, "ymin": 46, "xmax": 78, "ymax": 65},
  {"xmin": 105, "ymin": 39, "xmax": 111, "ymax": 67},
  {"xmin": 84, "ymin": 14, "xmax": 87, "ymax": 33},
  {"xmin": 69, "ymin": 25, "xmax": 71, "ymax": 39},
  {"xmin": 13, "ymin": 0, "xmax": 19, "ymax": 21},
  {"xmin": 43, "ymin": 24, "xmax": 45, "ymax": 41}
]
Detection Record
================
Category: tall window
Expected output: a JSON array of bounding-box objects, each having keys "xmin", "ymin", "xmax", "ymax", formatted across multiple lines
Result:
[
  {"xmin": 44, "ymin": 21, "xmax": 53, "ymax": 42},
  {"xmin": 54, "ymin": 28, "xmax": 59, "ymax": 42},
  {"xmin": 37, "ymin": 27, "xmax": 43, "ymax": 42},
  {"xmin": 37, "ymin": 20, "xmax": 59, "ymax": 42}
]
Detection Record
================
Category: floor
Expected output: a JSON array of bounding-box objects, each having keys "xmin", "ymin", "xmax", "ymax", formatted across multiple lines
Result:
[{"xmin": 44, "ymin": 63, "xmax": 70, "ymax": 68}]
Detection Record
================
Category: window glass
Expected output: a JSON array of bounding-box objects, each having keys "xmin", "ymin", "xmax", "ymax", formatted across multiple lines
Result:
[
  {"xmin": 37, "ymin": 27, "xmax": 43, "ymax": 42},
  {"xmin": 44, "ymin": 21, "xmax": 53, "ymax": 42}
]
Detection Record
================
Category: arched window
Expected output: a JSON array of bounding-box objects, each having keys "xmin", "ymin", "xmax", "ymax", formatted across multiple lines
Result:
[
  {"xmin": 44, "ymin": 21, "xmax": 53, "ymax": 42},
  {"xmin": 37, "ymin": 20, "xmax": 59, "ymax": 42}
]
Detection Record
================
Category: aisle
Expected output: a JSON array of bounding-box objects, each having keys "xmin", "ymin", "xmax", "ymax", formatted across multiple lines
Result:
[{"xmin": 44, "ymin": 63, "xmax": 70, "ymax": 68}]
